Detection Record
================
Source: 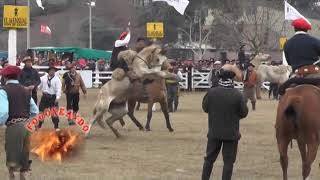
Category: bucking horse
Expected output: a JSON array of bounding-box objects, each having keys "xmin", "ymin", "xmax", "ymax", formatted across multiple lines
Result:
[{"xmin": 85, "ymin": 45, "xmax": 175, "ymax": 138}]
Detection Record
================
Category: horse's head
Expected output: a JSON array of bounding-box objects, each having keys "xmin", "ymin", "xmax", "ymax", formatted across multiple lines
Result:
[
  {"xmin": 222, "ymin": 64, "xmax": 243, "ymax": 82},
  {"xmin": 139, "ymin": 45, "xmax": 168, "ymax": 70},
  {"xmin": 251, "ymin": 53, "xmax": 271, "ymax": 68}
]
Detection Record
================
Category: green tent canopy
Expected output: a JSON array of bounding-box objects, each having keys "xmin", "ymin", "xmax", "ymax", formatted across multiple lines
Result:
[{"xmin": 29, "ymin": 47, "xmax": 112, "ymax": 61}]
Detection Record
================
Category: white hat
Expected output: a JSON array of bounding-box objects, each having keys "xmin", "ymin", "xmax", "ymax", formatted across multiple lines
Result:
[{"xmin": 214, "ymin": 61, "xmax": 222, "ymax": 65}]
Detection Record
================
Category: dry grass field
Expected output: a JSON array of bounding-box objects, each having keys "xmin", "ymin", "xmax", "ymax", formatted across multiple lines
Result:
[{"xmin": 0, "ymin": 89, "xmax": 319, "ymax": 180}]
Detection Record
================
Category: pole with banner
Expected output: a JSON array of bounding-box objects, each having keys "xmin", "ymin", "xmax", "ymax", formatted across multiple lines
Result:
[{"xmin": 3, "ymin": 4, "xmax": 29, "ymax": 65}]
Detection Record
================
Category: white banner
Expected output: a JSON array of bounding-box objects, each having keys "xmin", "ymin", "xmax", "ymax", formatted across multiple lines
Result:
[
  {"xmin": 36, "ymin": 0, "xmax": 45, "ymax": 10},
  {"xmin": 152, "ymin": 0, "xmax": 189, "ymax": 15},
  {"xmin": 284, "ymin": 1, "xmax": 311, "ymax": 25}
]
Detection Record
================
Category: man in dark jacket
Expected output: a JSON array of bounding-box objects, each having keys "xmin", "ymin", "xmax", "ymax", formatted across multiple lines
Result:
[
  {"xmin": 201, "ymin": 69, "xmax": 248, "ymax": 180},
  {"xmin": 19, "ymin": 56, "xmax": 41, "ymax": 104},
  {"xmin": 284, "ymin": 18, "xmax": 320, "ymax": 78}
]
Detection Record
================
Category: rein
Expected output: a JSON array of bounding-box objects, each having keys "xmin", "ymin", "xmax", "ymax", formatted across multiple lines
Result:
[{"xmin": 135, "ymin": 55, "xmax": 151, "ymax": 69}]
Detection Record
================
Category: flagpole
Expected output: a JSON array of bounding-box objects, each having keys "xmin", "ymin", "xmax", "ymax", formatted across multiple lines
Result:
[
  {"xmin": 27, "ymin": 0, "xmax": 30, "ymax": 49},
  {"xmin": 89, "ymin": 3, "xmax": 92, "ymax": 49}
]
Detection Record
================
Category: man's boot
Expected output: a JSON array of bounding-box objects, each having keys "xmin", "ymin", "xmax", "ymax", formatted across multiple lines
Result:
[{"xmin": 252, "ymin": 101, "xmax": 256, "ymax": 111}]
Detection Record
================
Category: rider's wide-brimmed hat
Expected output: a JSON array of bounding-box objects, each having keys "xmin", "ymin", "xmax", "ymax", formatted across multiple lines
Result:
[{"xmin": 22, "ymin": 56, "xmax": 33, "ymax": 63}]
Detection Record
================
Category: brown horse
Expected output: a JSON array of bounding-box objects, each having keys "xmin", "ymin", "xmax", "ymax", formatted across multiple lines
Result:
[
  {"xmin": 276, "ymin": 84, "xmax": 320, "ymax": 180},
  {"xmin": 126, "ymin": 74, "xmax": 174, "ymax": 132}
]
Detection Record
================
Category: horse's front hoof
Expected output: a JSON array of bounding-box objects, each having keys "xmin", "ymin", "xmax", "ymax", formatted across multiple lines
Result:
[
  {"xmin": 145, "ymin": 126, "xmax": 151, "ymax": 131},
  {"xmin": 168, "ymin": 128, "xmax": 174, "ymax": 132}
]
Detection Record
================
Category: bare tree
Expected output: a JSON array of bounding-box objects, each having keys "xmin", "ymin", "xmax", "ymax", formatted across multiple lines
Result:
[
  {"xmin": 177, "ymin": 6, "xmax": 212, "ymax": 61},
  {"xmin": 210, "ymin": 1, "xmax": 284, "ymax": 53}
]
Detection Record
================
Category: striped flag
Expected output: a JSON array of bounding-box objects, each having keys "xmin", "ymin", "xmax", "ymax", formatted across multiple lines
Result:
[{"xmin": 40, "ymin": 24, "xmax": 52, "ymax": 35}]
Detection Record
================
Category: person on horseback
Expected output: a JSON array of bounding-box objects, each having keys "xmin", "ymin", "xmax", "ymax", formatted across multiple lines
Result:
[
  {"xmin": 110, "ymin": 29, "xmax": 131, "ymax": 72},
  {"xmin": 284, "ymin": 18, "xmax": 320, "ymax": 78}
]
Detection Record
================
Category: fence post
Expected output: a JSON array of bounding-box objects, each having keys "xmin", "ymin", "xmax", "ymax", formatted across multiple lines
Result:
[
  {"xmin": 93, "ymin": 62, "xmax": 100, "ymax": 88},
  {"xmin": 191, "ymin": 68, "xmax": 194, "ymax": 91}
]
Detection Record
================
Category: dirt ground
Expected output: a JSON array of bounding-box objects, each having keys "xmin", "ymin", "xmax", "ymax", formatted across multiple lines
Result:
[{"xmin": 0, "ymin": 89, "xmax": 320, "ymax": 180}]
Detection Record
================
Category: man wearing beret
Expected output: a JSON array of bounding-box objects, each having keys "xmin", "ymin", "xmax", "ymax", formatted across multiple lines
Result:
[
  {"xmin": 201, "ymin": 69, "xmax": 248, "ymax": 180},
  {"xmin": 19, "ymin": 56, "xmax": 41, "ymax": 104},
  {"xmin": 62, "ymin": 64, "xmax": 87, "ymax": 125},
  {"xmin": 37, "ymin": 66, "xmax": 61, "ymax": 131},
  {"xmin": 0, "ymin": 66, "xmax": 39, "ymax": 180},
  {"xmin": 110, "ymin": 29, "xmax": 131, "ymax": 71},
  {"xmin": 284, "ymin": 18, "xmax": 320, "ymax": 78}
]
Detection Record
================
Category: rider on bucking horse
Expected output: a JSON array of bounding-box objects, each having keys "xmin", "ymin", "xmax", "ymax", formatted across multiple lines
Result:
[{"xmin": 284, "ymin": 18, "xmax": 320, "ymax": 79}]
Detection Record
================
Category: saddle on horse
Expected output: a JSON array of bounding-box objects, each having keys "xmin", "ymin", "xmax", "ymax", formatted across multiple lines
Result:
[{"xmin": 279, "ymin": 65, "xmax": 320, "ymax": 95}]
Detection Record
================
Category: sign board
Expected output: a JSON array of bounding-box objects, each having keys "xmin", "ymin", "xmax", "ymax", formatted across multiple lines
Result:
[
  {"xmin": 147, "ymin": 22, "xmax": 164, "ymax": 38},
  {"xmin": 279, "ymin": 36, "xmax": 288, "ymax": 50},
  {"xmin": 3, "ymin": 5, "xmax": 29, "ymax": 29}
]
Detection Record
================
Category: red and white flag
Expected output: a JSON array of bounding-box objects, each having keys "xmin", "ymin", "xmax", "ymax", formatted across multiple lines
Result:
[{"xmin": 40, "ymin": 24, "xmax": 52, "ymax": 35}]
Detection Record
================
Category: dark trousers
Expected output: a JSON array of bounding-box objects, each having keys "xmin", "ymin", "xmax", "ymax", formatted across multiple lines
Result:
[
  {"xmin": 38, "ymin": 94, "xmax": 60, "ymax": 129},
  {"xmin": 66, "ymin": 93, "xmax": 80, "ymax": 113},
  {"xmin": 202, "ymin": 139, "xmax": 238, "ymax": 180},
  {"xmin": 32, "ymin": 90, "xmax": 38, "ymax": 105},
  {"xmin": 268, "ymin": 83, "xmax": 279, "ymax": 99}
]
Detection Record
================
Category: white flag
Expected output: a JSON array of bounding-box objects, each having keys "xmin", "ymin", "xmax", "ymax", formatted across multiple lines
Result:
[
  {"xmin": 152, "ymin": 0, "xmax": 189, "ymax": 15},
  {"xmin": 36, "ymin": 0, "xmax": 45, "ymax": 10},
  {"xmin": 284, "ymin": 1, "xmax": 311, "ymax": 25}
]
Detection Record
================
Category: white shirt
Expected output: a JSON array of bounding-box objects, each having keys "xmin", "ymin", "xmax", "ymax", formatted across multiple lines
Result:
[
  {"xmin": 115, "ymin": 32, "xmax": 131, "ymax": 48},
  {"xmin": 38, "ymin": 74, "xmax": 62, "ymax": 100}
]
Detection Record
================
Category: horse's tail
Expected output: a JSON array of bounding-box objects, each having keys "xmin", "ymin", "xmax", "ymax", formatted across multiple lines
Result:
[{"xmin": 283, "ymin": 95, "xmax": 303, "ymax": 128}]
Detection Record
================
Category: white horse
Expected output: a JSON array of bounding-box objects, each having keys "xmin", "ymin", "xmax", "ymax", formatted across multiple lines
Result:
[{"xmin": 251, "ymin": 53, "xmax": 291, "ymax": 99}]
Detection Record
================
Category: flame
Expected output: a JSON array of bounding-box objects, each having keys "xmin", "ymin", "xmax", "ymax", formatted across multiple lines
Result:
[{"xmin": 30, "ymin": 129, "xmax": 83, "ymax": 162}]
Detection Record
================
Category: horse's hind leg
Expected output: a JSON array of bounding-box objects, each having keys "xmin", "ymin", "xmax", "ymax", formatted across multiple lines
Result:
[
  {"xmin": 297, "ymin": 140, "xmax": 308, "ymax": 179},
  {"xmin": 119, "ymin": 118, "xmax": 125, "ymax": 127},
  {"xmin": 85, "ymin": 109, "xmax": 107, "ymax": 138},
  {"xmin": 106, "ymin": 107, "xmax": 128, "ymax": 138},
  {"xmin": 304, "ymin": 142, "xmax": 319, "ymax": 179},
  {"xmin": 159, "ymin": 100, "xmax": 174, "ymax": 132},
  {"xmin": 127, "ymin": 100, "xmax": 144, "ymax": 130},
  {"xmin": 145, "ymin": 102, "xmax": 154, "ymax": 131},
  {"xmin": 105, "ymin": 115, "xmax": 122, "ymax": 138},
  {"xmin": 277, "ymin": 137, "xmax": 290, "ymax": 180}
]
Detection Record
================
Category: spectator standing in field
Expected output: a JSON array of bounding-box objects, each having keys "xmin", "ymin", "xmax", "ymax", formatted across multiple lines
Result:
[
  {"xmin": 238, "ymin": 45, "xmax": 246, "ymax": 70},
  {"xmin": 201, "ymin": 69, "xmax": 248, "ymax": 180},
  {"xmin": 19, "ymin": 56, "xmax": 41, "ymax": 105},
  {"xmin": 0, "ymin": 66, "xmax": 39, "ymax": 180},
  {"xmin": 165, "ymin": 67, "xmax": 181, "ymax": 112},
  {"xmin": 243, "ymin": 63, "xmax": 258, "ymax": 111},
  {"xmin": 38, "ymin": 66, "xmax": 61, "ymax": 131},
  {"xmin": 208, "ymin": 61, "xmax": 222, "ymax": 88},
  {"xmin": 62, "ymin": 64, "xmax": 87, "ymax": 125},
  {"xmin": 87, "ymin": 60, "xmax": 96, "ymax": 71}
]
